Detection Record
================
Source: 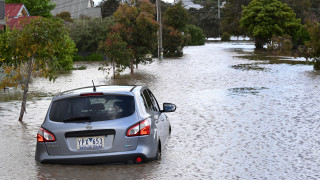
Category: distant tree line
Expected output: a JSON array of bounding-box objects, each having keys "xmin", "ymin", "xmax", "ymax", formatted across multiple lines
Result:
[{"xmin": 217, "ymin": 0, "xmax": 320, "ymax": 69}]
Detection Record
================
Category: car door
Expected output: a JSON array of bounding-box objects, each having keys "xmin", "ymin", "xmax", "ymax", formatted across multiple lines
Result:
[
  {"xmin": 146, "ymin": 89, "xmax": 169, "ymax": 144},
  {"xmin": 141, "ymin": 89, "xmax": 165, "ymax": 144}
]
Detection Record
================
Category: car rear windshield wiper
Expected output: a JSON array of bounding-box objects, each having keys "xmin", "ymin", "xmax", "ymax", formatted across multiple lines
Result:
[{"xmin": 63, "ymin": 116, "xmax": 91, "ymax": 122}]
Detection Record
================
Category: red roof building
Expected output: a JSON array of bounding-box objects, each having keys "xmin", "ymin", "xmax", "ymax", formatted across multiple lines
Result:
[
  {"xmin": 5, "ymin": 3, "xmax": 29, "ymax": 18},
  {"xmin": 1, "ymin": 3, "xmax": 38, "ymax": 30}
]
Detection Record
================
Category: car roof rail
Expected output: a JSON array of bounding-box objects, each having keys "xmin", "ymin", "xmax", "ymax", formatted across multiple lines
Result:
[{"xmin": 130, "ymin": 85, "xmax": 138, "ymax": 92}]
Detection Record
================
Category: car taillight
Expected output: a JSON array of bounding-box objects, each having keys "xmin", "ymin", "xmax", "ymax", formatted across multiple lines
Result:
[
  {"xmin": 37, "ymin": 127, "xmax": 56, "ymax": 142},
  {"xmin": 127, "ymin": 119, "xmax": 150, "ymax": 137}
]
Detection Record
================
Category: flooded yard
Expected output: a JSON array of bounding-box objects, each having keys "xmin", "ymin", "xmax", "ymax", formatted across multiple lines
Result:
[{"xmin": 1, "ymin": 42, "xmax": 320, "ymax": 179}]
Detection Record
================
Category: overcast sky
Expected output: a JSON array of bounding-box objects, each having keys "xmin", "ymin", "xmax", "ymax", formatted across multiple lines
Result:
[{"xmin": 93, "ymin": 0, "xmax": 102, "ymax": 6}]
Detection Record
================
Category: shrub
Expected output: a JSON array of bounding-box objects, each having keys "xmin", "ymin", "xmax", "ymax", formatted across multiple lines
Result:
[
  {"xmin": 221, "ymin": 32, "xmax": 231, "ymax": 41},
  {"xmin": 86, "ymin": 53, "xmax": 103, "ymax": 61},
  {"xmin": 185, "ymin": 24, "xmax": 205, "ymax": 46},
  {"xmin": 268, "ymin": 34, "xmax": 293, "ymax": 56},
  {"xmin": 73, "ymin": 54, "xmax": 85, "ymax": 61},
  {"xmin": 314, "ymin": 59, "xmax": 320, "ymax": 70},
  {"xmin": 56, "ymin": 12, "xmax": 73, "ymax": 22}
]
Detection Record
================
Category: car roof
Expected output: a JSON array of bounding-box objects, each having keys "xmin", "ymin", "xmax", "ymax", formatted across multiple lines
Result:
[{"xmin": 54, "ymin": 85, "xmax": 143, "ymax": 100}]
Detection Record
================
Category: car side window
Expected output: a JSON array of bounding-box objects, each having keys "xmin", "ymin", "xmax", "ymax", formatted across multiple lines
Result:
[
  {"xmin": 147, "ymin": 89, "xmax": 160, "ymax": 112},
  {"xmin": 140, "ymin": 93, "xmax": 149, "ymax": 110},
  {"xmin": 142, "ymin": 90, "xmax": 154, "ymax": 111}
]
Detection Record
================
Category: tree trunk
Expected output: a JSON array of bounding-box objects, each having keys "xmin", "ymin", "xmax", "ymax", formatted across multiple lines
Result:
[
  {"xmin": 130, "ymin": 58, "xmax": 134, "ymax": 74},
  {"xmin": 136, "ymin": 63, "xmax": 138, "ymax": 69},
  {"xmin": 255, "ymin": 38, "xmax": 264, "ymax": 49},
  {"xmin": 18, "ymin": 56, "xmax": 34, "ymax": 122}
]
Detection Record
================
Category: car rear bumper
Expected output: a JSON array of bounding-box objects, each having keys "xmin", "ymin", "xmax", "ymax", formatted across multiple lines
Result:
[{"xmin": 35, "ymin": 143, "xmax": 155, "ymax": 165}]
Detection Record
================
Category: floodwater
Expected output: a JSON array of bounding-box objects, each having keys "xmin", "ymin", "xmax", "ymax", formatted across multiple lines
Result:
[{"xmin": 1, "ymin": 42, "xmax": 320, "ymax": 179}]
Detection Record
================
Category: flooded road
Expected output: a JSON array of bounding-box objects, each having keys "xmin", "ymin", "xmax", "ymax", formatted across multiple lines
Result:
[{"xmin": 1, "ymin": 42, "xmax": 320, "ymax": 179}]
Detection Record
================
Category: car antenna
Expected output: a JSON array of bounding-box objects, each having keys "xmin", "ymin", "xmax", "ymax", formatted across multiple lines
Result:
[{"xmin": 92, "ymin": 80, "xmax": 96, "ymax": 92}]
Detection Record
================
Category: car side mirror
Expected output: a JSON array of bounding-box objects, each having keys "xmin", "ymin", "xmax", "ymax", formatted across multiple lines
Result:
[{"xmin": 162, "ymin": 103, "xmax": 176, "ymax": 112}]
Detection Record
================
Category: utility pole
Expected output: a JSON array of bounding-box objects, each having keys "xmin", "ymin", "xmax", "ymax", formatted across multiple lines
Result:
[
  {"xmin": 218, "ymin": 0, "xmax": 220, "ymax": 19},
  {"xmin": 218, "ymin": 0, "xmax": 221, "ymax": 38},
  {"xmin": 0, "ymin": 0, "xmax": 5, "ymax": 31},
  {"xmin": 156, "ymin": 0, "xmax": 163, "ymax": 60}
]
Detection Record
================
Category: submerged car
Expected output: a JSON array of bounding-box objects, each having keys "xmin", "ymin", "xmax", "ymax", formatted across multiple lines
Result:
[{"xmin": 35, "ymin": 85, "xmax": 176, "ymax": 164}]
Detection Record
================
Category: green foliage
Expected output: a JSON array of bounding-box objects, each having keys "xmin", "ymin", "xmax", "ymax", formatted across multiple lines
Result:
[
  {"xmin": 305, "ymin": 17, "xmax": 320, "ymax": 70},
  {"xmin": 163, "ymin": 26, "xmax": 184, "ymax": 57},
  {"xmin": 86, "ymin": 53, "xmax": 104, "ymax": 61},
  {"xmin": 0, "ymin": 17, "xmax": 76, "ymax": 121},
  {"xmin": 294, "ymin": 25, "xmax": 311, "ymax": 47},
  {"xmin": 163, "ymin": 1, "xmax": 189, "ymax": 31},
  {"xmin": 189, "ymin": 0, "xmax": 221, "ymax": 38},
  {"xmin": 99, "ymin": 31, "xmax": 132, "ymax": 78},
  {"xmin": 0, "ymin": 17, "xmax": 76, "ymax": 87},
  {"xmin": 56, "ymin": 12, "xmax": 73, "ymax": 22},
  {"xmin": 240, "ymin": 0, "xmax": 301, "ymax": 49},
  {"xmin": 221, "ymin": 32, "xmax": 231, "ymax": 42},
  {"xmin": 54, "ymin": 35, "xmax": 75, "ymax": 71},
  {"xmin": 161, "ymin": 2, "xmax": 188, "ymax": 56},
  {"xmin": 99, "ymin": 32, "xmax": 131, "ymax": 65},
  {"xmin": 220, "ymin": 0, "xmax": 250, "ymax": 37},
  {"xmin": 68, "ymin": 17, "xmax": 113, "ymax": 52},
  {"xmin": 185, "ymin": 24, "xmax": 205, "ymax": 45},
  {"xmin": 73, "ymin": 54, "xmax": 85, "ymax": 61},
  {"xmin": 6, "ymin": 0, "xmax": 55, "ymax": 18},
  {"xmin": 282, "ymin": 0, "xmax": 311, "ymax": 19},
  {"xmin": 111, "ymin": 0, "xmax": 159, "ymax": 72},
  {"xmin": 100, "ymin": 0, "xmax": 120, "ymax": 18}
]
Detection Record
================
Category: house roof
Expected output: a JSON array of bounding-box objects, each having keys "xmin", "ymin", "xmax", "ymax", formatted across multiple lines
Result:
[
  {"xmin": 6, "ymin": 16, "xmax": 38, "ymax": 30},
  {"xmin": 5, "ymin": 3, "xmax": 30, "ymax": 18}
]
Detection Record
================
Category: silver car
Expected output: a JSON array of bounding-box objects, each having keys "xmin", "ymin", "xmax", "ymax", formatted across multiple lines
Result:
[{"xmin": 35, "ymin": 85, "xmax": 176, "ymax": 164}]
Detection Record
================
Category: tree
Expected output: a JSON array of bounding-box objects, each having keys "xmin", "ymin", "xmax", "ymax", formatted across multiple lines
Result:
[
  {"xmin": 6, "ymin": 0, "xmax": 55, "ymax": 18},
  {"xmin": 100, "ymin": 0, "xmax": 121, "ymax": 18},
  {"xmin": 68, "ymin": 17, "xmax": 112, "ymax": 52},
  {"xmin": 184, "ymin": 24, "xmax": 205, "ymax": 45},
  {"xmin": 162, "ymin": 26, "xmax": 185, "ymax": 57},
  {"xmin": 161, "ymin": 2, "xmax": 188, "ymax": 57},
  {"xmin": 305, "ymin": 15, "xmax": 320, "ymax": 70},
  {"xmin": 163, "ymin": 1, "xmax": 189, "ymax": 31},
  {"xmin": 220, "ymin": 0, "xmax": 250, "ymax": 37},
  {"xmin": 112, "ymin": 0, "xmax": 159, "ymax": 73},
  {"xmin": 99, "ymin": 29, "xmax": 132, "ymax": 79},
  {"xmin": 240, "ymin": 0, "xmax": 301, "ymax": 49},
  {"xmin": 282, "ymin": 0, "xmax": 311, "ymax": 19},
  {"xmin": 56, "ymin": 12, "xmax": 73, "ymax": 22},
  {"xmin": 310, "ymin": 0, "xmax": 320, "ymax": 17},
  {"xmin": 0, "ymin": 17, "xmax": 76, "ymax": 121}
]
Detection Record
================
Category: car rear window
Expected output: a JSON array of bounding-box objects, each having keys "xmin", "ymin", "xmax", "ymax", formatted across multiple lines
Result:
[{"xmin": 49, "ymin": 95, "xmax": 135, "ymax": 122}]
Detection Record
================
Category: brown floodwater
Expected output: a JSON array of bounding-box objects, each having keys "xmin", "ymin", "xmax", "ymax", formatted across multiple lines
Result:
[{"xmin": 1, "ymin": 42, "xmax": 320, "ymax": 179}]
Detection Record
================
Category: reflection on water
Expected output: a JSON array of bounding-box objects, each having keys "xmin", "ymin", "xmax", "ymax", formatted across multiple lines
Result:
[
  {"xmin": 228, "ymin": 87, "xmax": 268, "ymax": 96},
  {"xmin": 231, "ymin": 64, "xmax": 268, "ymax": 71},
  {"xmin": 1, "ymin": 42, "xmax": 320, "ymax": 179}
]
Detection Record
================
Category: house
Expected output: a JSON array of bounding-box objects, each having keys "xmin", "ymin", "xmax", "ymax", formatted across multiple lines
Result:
[
  {"xmin": 174, "ymin": 0, "xmax": 202, "ymax": 10},
  {"xmin": 0, "ymin": 3, "xmax": 38, "ymax": 30},
  {"xmin": 51, "ymin": 0, "xmax": 101, "ymax": 18}
]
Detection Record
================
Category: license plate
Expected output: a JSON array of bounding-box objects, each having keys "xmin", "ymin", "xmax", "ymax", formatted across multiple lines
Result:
[{"xmin": 77, "ymin": 136, "xmax": 105, "ymax": 150}]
